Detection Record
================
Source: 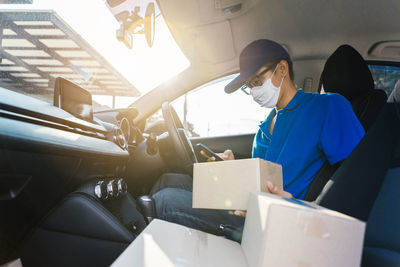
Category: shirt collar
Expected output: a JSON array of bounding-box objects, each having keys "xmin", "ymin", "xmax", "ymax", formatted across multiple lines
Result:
[
  {"xmin": 280, "ymin": 89, "xmax": 305, "ymax": 112},
  {"xmin": 258, "ymin": 89, "xmax": 306, "ymax": 131}
]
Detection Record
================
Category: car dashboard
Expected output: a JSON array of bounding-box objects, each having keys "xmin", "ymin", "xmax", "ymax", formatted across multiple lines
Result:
[{"xmin": 0, "ymin": 87, "xmax": 149, "ymax": 266}]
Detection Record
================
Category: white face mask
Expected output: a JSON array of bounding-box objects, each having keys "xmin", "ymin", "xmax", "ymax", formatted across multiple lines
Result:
[{"xmin": 250, "ymin": 67, "xmax": 285, "ymax": 108}]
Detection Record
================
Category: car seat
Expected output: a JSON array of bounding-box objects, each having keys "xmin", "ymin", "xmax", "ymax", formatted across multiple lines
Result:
[
  {"xmin": 320, "ymin": 44, "xmax": 387, "ymax": 131},
  {"xmin": 304, "ymin": 44, "xmax": 387, "ymax": 201},
  {"xmin": 317, "ymin": 80, "xmax": 400, "ymax": 266}
]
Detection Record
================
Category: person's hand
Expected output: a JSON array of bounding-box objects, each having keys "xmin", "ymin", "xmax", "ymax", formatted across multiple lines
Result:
[
  {"xmin": 231, "ymin": 181, "xmax": 293, "ymax": 218},
  {"xmin": 266, "ymin": 181, "xmax": 293, "ymax": 198},
  {"xmin": 200, "ymin": 149, "xmax": 235, "ymax": 161}
]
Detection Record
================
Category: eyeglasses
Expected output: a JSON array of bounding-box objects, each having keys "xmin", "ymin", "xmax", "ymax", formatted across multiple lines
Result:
[{"xmin": 241, "ymin": 66, "xmax": 274, "ymax": 95}]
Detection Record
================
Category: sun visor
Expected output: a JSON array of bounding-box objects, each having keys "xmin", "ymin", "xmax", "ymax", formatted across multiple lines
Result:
[
  {"xmin": 158, "ymin": 0, "xmax": 260, "ymax": 28},
  {"xmin": 185, "ymin": 21, "xmax": 235, "ymax": 63}
]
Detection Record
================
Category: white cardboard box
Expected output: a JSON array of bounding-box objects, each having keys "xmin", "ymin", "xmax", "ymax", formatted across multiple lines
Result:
[
  {"xmin": 113, "ymin": 192, "xmax": 366, "ymax": 267},
  {"xmin": 193, "ymin": 158, "xmax": 283, "ymax": 210},
  {"xmin": 241, "ymin": 192, "xmax": 366, "ymax": 267},
  {"xmin": 111, "ymin": 219, "xmax": 248, "ymax": 267}
]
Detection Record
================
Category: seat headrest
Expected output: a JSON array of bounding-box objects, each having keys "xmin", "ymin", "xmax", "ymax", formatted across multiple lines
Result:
[
  {"xmin": 388, "ymin": 80, "xmax": 400, "ymax": 104},
  {"xmin": 321, "ymin": 44, "xmax": 375, "ymax": 101}
]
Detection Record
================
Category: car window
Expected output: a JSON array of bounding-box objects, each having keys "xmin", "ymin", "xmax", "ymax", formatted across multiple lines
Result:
[
  {"xmin": 368, "ymin": 64, "xmax": 400, "ymax": 96},
  {"xmin": 171, "ymin": 75, "xmax": 270, "ymax": 137}
]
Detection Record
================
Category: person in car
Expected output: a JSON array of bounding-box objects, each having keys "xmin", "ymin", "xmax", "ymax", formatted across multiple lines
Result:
[{"xmin": 152, "ymin": 39, "xmax": 365, "ymax": 240}]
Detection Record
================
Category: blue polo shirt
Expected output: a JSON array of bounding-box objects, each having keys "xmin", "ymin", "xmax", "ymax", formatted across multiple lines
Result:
[{"xmin": 252, "ymin": 90, "xmax": 365, "ymax": 199}]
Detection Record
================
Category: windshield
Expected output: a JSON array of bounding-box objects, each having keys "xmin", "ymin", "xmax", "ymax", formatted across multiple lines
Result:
[{"xmin": 0, "ymin": 0, "xmax": 190, "ymax": 110}]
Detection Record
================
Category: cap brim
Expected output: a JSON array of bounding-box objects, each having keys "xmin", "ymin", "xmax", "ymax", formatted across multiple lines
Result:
[{"xmin": 224, "ymin": 73, "xmax": 249, "ymax": 94}]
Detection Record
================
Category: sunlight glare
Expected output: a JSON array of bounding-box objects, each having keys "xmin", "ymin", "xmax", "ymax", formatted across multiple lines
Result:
[{"xmin": 3, "ymin": 0, "xmax": 190, "ymax": 96}]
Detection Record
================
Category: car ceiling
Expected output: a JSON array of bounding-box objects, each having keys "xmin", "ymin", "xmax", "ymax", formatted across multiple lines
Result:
[
  {"xmin": 132, "ymin": 0, "xmax": 400, "ymax": 121},
  {"xmin": 160, "ymin": 0, "xmax": 400, "ymax": 63}
]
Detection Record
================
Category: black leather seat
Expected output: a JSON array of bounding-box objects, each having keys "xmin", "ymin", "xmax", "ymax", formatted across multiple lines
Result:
[
  {"xmin": 317, "ymin": 81, "xmax": 400, "ymax": 266},
  {"xmin": 304, "ymin": 45, "xmax": 387, "ymax": 201},
  {"xmin": 320, "ymin": 44, "xmax": 387, "ymax": 131}
]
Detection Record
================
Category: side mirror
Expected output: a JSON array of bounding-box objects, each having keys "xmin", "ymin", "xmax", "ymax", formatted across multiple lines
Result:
[{"xmin": 106, "ymin": 0, "xmax": 156, "ymax": 48}]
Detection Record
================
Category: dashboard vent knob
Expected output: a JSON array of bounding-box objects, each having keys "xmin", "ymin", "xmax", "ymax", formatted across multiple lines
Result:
[
  {"xmin": 117, "ymin": 179, "xmax": 128, "ymax": 195},
  {"xmin": 107, "ymin": 180, "xmax": 118, "ymax": 198},
  {"xmin": 94, "ymin": 181, "xmax": 108, "ymax": 200}
]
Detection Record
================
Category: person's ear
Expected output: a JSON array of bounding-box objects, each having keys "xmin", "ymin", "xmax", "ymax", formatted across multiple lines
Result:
[{"xmin": 279, "ymin": 60, "xmax": 289, "ymax": 78}]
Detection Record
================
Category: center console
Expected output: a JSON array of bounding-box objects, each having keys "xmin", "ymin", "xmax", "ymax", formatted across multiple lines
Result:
[{"xmin": 20, "ymin": 179, "xmax": 147, "ymax": 267}]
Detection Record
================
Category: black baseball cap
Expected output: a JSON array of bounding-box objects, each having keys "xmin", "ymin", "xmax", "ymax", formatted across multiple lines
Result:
[{"xmin": 225, "ymin": 39, "xmax": 291, "ymax": 93}]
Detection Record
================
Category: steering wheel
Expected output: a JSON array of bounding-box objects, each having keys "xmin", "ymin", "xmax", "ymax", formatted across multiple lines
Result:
[{"xmin": 161, "ymin": 102, "xmax": 197, "ymax": 171}]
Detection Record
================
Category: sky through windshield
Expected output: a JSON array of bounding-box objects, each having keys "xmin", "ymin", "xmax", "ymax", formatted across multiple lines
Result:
[{"xmin": 2, "ymin": 0, "xmax": 190, "ymax": 99}]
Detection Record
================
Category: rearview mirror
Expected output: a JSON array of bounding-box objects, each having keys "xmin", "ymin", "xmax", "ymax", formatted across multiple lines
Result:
[{"xmin": 106, "ymin": 0, "xmax": 156, "ymax": 48}]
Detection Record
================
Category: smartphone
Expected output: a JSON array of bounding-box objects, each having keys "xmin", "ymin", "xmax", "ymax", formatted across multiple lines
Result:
[{"xmin": 196, "ymin": 143, "xmax": 224, "ymax": 161}]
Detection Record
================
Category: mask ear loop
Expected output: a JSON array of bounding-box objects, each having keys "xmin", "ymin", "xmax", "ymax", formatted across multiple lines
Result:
[
  {"xmin": 279, "ymin": 74, "xmax": 286, "ymax": 88},
  {"xmin": 275, "ymin": 64, "xmax": 286, "ymax": 88},
  {"xmin": 271, "ymin": 65, "xmax": 285, "ymax": 88}
]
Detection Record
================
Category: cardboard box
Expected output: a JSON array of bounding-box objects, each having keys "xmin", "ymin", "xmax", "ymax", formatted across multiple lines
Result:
[
  {"xmin": 241, "ymin": 192, "xmax": 366, "ymax": 267},
  {"xmin": 193, "ymin": 158, "xmax": 283, "ymax": 210},
  {"xmin": 112, "ymin": 193, "xmax": 366, "ymax": 267},
  {"xmin": 111, "ymin": 219, "xmax": 247, "ymax": 267}
]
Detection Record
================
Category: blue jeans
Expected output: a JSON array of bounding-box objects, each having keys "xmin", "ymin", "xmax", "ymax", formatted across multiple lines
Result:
[
  {"xmin": 151, "ymin": 173, "xmax": 245, "ymax": 242},
  {"xmin": 150, "ymin": 173, "xmax": 193, "ymax": 195}
]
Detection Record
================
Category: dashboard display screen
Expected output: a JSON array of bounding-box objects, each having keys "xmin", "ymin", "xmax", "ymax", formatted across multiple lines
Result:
[{"xmin": 53, "ymin": 77, "xmax": 93, "ymax": 122}]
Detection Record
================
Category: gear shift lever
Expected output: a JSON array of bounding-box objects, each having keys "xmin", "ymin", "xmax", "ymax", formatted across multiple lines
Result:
[{"xmin": 137, "ymin": 195, "xmax": 156, "ymax": 224}]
